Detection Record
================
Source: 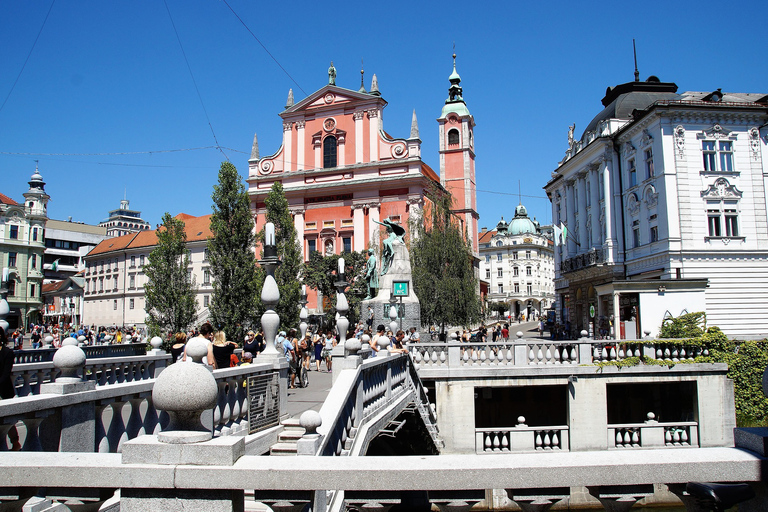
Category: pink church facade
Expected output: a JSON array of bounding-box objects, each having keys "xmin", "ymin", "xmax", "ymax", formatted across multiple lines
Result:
[{"xmin": 247, "ymin": 62, "xmax": 477, "ymax": 311}]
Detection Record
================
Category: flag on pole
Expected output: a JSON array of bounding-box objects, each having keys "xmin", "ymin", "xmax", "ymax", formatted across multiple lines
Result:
[
  {"xmin": 560, "ymin": 222, "xmax": 568, "ymax": 241},
  {"xmin": 51, "ymin": 259, "xmax": 60, "ymax": 272},
  {"xmin": 553, "ymin": 224, "xmax": 562, "ymax": 246}
]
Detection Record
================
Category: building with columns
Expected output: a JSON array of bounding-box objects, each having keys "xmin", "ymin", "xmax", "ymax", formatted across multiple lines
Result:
[
  {"xmin": 98, "ymin": 198, "xmax": 151, "ymax": 238},
  {"xmin": 0, "ymin": 168, "xmax": 49, "ymax": 330},
  {"xmin": 479, "ymin": 204, "xmax": 554, "ymax": 320},
  {"xmin": 544, "ymin": 75, "xmax": 768, "ymax": 339},
  {"xmin": 248, "ymin": 61, "xmax": 477, "ymax": 312}
]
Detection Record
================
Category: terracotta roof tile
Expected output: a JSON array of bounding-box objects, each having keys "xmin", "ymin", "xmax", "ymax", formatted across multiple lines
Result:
[
  {"xmin": 0, "ymin": 193, "xmax": 18, "ymax": 205},
  {"xmin": 86, "ymin": 214, "xmax": 213, "ymax": 257},
  {"xmin": 479, "ymin": 230, "xmax": 496, "ymax": 244},
  {"xmin": 42, "ymin": 281, "xmax": 65, "ymax": 293}
]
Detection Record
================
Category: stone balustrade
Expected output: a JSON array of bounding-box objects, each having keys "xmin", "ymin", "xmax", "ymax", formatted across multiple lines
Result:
[
  {"xmin": 0, "ymin": 447, "xmax": 765, "ymax": 511},
  {"xmin": 13, "ymin": 342, "xmax": 148, "ymax": 364},
  {"xmin": 476, "ymin": 424, "xmax": 570, "ymax": 454},
  {"xmin": 317, "ymin": 352, "xmax": 439, "ymax": 457},
  {"xmin": 11, "ymin": 352, "xmax": 172, "ymax": 396},
  {"xmin": 0, "ymin": 360, "xmax": 283, "ymax": 453},
  {"xmin": 609, "ymin": 414, "xmax": 699, "ymax": 449},
  {"xmin": 408, "ymin": 338, "xmax": 713, "ymax": 369}
]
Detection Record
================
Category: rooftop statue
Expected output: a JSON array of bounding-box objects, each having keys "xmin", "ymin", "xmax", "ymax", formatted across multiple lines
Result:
[
  {"xmin": 373, "ymin": 218, "xmax": 405, "ymax": 275},
  {"xmin": 328, "ymin": 61, "xmax": 336, "ymax": 86}
]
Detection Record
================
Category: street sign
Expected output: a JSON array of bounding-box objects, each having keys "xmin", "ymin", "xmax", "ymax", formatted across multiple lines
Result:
[
  {"xmin": 393, "ymin": 281, "xmax": 409, "ymax": 297},
  {"xmin": 589, "ymin": 304, "xmax": 596, "ymax": 318}
]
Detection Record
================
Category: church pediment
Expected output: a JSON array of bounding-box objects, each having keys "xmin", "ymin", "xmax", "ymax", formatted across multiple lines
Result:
[{"xmin": 283, "ymin": 85, "xmax": 384, "ymax": 116}]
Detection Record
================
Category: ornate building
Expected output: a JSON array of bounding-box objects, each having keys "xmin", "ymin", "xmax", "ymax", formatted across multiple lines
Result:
[
  {"xmin": 544, "ymin": 75, "xmax": 768, "ymax": 339},
  {"xmin": 479, "ymin": 204, "xmax": 554, "ymax": 320},
  {"xmin": 0, "ymin": 168, "xmax": 49, "ymax": 330},
  {"xmin": 83, "ymin": 213, "xmax": 213, "ymax": 329},
  {"xmin": 98, "ymin": 198, "xmax": 151, "ymax": 238},
  {"xmin": 247, "ymin": 60, "xmax": 477, "ymax": 312}
]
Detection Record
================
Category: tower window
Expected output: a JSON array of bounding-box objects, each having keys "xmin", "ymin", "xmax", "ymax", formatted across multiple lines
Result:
[
  {"xmin": 448, "ymin": 129, "xmax": 460, "ymax": 145},
  {"xmin": 323, "ymin": 136, "xmax": 337, "ymax": 168}
]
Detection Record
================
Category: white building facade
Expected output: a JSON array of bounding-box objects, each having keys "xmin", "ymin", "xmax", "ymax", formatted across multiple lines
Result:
[
  {"xmin": 479, "ymin": 204, "xmax": 555, "ymax": 320},
  {"xmin": 545, "ymin": 76, "xmax": 768, "ymax": 339},
  {"xmin": 82, "ymin": 214, "xmax": 213, "ymax": 329},
  {"xmin": 43, "ymin": 219, "xmax": 107, "ymax": 283}
]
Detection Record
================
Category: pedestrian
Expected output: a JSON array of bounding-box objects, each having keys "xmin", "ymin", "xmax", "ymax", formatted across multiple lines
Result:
[
  {"xmin": 283, "ymin": 332, "xmax": 297, "ymax": 388},
  {"xmin": 370, "ymin": 324, "xmax": 385, "ymax": 357},
  {"xmin": 313, "ymin": 331, "xmax": 323, "ymax": 371},
  {"xmin": 366, "ymin": 305, "xmax": 374, "ymax": 330},
  {"xmin": 31, "ymin": 329, "xmax": 41, "ymax": 349},
  {"xmin": 539, "ymin": 319, "xmax": 545, "ymax": 338},
  {"xmin": 171, "ymin": 332, "xmax": 187, "ymax": 362},
  {"xmin": 240, "ymin": 352, "xmax": 253, "ymax": 366},
  {"xmin": 211, "ymin": 330, "xmax": 237, "ymax": 369},
  {"xmin": 243, "ymin": 330, "xmax": 260, "ymax": 357},
  {"xmin": 323, "ymin": 331, "xmax": 335, "ymax": 371},
  {"xmin": 0, "ymin": 327, "xmax": 20, "ymax": 450}
]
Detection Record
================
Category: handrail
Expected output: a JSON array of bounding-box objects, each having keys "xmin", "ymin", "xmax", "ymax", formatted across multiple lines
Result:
[{"xmin": 14, "ymin": 342, "xmax": 148, "ymax": 364}]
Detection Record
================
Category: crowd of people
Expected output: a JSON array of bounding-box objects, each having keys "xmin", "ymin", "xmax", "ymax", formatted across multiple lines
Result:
[{"xmin": 8, "ymin": 323, "xmax": 147, "ymax": 350}]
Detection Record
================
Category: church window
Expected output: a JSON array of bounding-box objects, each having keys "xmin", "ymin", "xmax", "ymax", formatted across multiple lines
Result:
[
  {"xmin": 308, "ymin": 239, "xmax": 317, "ymax": 255},
  {"xmin": 323, "ymin": 136, "xmax": 337, "ymax": 168},
  {"xmin": 448, "ymin": 129, "xmax": 460, "ymax": 145},
  {"xmin": 343, "ymin": 237, "xmax": 352, "ymax": 253}
]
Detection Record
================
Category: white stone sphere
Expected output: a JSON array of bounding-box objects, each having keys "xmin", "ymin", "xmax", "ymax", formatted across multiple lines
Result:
[
  {"xmin": 77, "ymin": 335, "xmax": 86, "ymax": 342},
  {"xmin": 150, "ymin": 336, "xmax": 163, "ymax": 349},
  {"xmin": 345, "ymin": 338, "xmax": 362, "ymax": 354},
  {"xmin": 152, "ymin": 361, "xmax": 218, "ymax": 414},
  {"xmin": 104, "ymin": 335, "xmax": 112, "ymax": 342},
  {"xmin": 517, "ymin": 416, "xmax": 526, "ymax": 424},
  {"xmin": 62, "ymin": 337, "xmax": 78, "ymax": 347},
  {"xmin": 185, "ymin": 337, "xmax": 209, "ymax": 363},
  {"xmin": 53, "ymin": 344, "xmax": 86, "ymax": 370},
  {"xmin": 361, "ymin": 334, "xmax": 371, "ymax": 345},
  {"xmin": 516, "ymin": 331, "xmax": 524, "ymax": 338},
  {"xmin": 299, "ymin": 410, "xmax": 322, "ymax": 435},
  {"xmin": 44, "ymin": 335, "xmax": 54, "ymax": 344},
  {"xmin": 580, "ymin": 330, "xmax": 589, "ymax": 338}
]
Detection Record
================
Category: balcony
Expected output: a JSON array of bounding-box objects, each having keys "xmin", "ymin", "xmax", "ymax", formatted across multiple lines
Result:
[{"xmin": 561, "ymin": 247, "xmax": 606, "ymax": 274}]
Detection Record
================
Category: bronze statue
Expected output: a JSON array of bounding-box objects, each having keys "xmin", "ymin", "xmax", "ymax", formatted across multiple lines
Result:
[
  {"xmin": 373, "ymin": 218, "xmax": 405, "ymax": 275},
  {"xmin": 364, "ymin": 249, "xmax": 379, "ymax": 300}
]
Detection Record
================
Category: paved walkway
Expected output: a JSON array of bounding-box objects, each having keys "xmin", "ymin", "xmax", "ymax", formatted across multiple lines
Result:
[{"xmin": 284, "ymin": 365, "xmax": 335, "ymax": 419}]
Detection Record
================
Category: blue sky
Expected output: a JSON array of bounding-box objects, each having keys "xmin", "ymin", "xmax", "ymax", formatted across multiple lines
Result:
[{"xmin": 1, "ymin": 1, "xmax": 765, "ymax": 232}]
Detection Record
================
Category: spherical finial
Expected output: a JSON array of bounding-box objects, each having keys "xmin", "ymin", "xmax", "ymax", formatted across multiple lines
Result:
[
  {"xmin": 516, "ymin": 331, "xmax": 523, "ymax": 339},
  {"xmin": 150, "ymin": 336, "xmax": 163, "ymax": 350},
  {"xmin": 77, "ymin": 335, "xmax": 86, "ymax": 343},
  {"xmin": 299, "ymin": 410, "xmax": 322, "ymax": 435},
  {"xmin": 345, "ymin": 337, "xmax": 362, "ymax": 355},
  {"xmin": 647, "ymin": 412, "xmax": 656, "ymax": 421},
  {"xmin": 517, "ymin": 416, "xmax": 526, "ymax": 425},
  {"xmin": 580, "ymin": 330, "xmax": 588, "ymax": 338},
  {"xmin": 185, "ymin": 337, "xmax": 209, "ymax": 363},
  {"xmin": 53, "ymin": 344, "xmax": 87, "ymax": 382},
  {"xmin": 361, "ymin": 334, "xmax": 371, "ymax": 345},
  {"xmin": 62, "ymin": 336, "xmax": 78, "ymax": 347}
]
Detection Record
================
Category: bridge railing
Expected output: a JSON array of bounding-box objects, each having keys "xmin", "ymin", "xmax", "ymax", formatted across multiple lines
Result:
[
  {"xmin": 11, "ymin": 352, "xmax": 172, "ymax": 397},
  {"xmin": 608, "ymin": 417, "xmax": 699, "ymax": 449},
  {"xmin": 317, "ymin": 352, "xmax": 439, "ymax": 457},
  {"xmin": 13, "ymin": 342, "xmax": 148, "ymax": 364},
  {"xmin": 476, "ymin": 424, "xmax": 570, "ymax": 453},
  {"xmin": 0, "ymin": 360, "xmax": 284, "ymax": 453},
  {"xmin": 407, "ymin": 337, "xmax": 712, "ymax": 368}
]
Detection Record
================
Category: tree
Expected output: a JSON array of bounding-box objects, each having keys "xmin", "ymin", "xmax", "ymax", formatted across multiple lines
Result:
[
  {"xmin": 144, "ymin": 213, "xmax": 197, "ymax": 340},
  {"xmin": 303, "ymin": 250, "xmax": 367, "ymax": 331},
  {"xmin": 660, "ymin": 311, "xmax": 706, "ymax": 339},
  {"xmin": 208, "ymin": 162, "xmax": 261, "ymax": 345},
  {"xmin": 255, "ymin": 182, "xmax": 302, "ymax": 331},
  {"xmin": 410, "ymin": 186, "xmax": 482, "ymax": 336}
]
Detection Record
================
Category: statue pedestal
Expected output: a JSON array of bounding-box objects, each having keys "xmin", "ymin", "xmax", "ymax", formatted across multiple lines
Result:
[{"xmin": 362, "ymin": 241, "xmax": 420, "ymax": 333}]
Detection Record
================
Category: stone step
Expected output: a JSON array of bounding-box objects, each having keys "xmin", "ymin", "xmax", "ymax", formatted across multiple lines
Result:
[
  {"xmin": 280, "ymin": 417, "xmax": 304, "ymax": 430},
  {"xmin": 269, "ymin": 442, "xmax": 298, "ymax": 456},
  {"xmin": 278, "ymin": 429, "xmax": 304, "ymax": 443}
]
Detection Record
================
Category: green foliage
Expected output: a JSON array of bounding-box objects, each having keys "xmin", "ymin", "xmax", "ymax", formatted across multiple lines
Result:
[
  {"xmin": 488, "ymin": 301, "xmax": 510, "ymax": 317},
  {"xmin": 208, "ymin": 162, "xmax": 260, "ymax": 344},
  {"xmin": 144, "ymin": 213, "xmax": 197, "ymax": 339},
  {"xmin": 593, "ymin": 356, "xmax": 691, "ymax": 372},
  {"xmin": 302, "ymin": 250, "xmax": 367, "ymax": 331},
  {"xmin": 410, "ymin": 186, "xmax": 482, "ymax": 334},
  {"xmin": 660, "ymin": 311, "xmax": 706, "ymax": 339},
  {"xmin": 256, "ymin": 182, "xmax": 302, "ymax": 331}
]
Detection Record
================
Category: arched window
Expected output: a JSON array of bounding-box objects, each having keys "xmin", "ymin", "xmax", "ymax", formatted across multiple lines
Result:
[
  {"xmin": 323, "ymin": 136, "xmax": 337, "ymax": 168},
  {"xmin": 448, "ymin": 129, "xmax": 460, "ymax": 145}
]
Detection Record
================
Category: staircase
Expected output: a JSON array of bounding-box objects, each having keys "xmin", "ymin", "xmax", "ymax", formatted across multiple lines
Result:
[{"xmin": 269, "ymin": 417, "xmax": 305, "ymax": 456}]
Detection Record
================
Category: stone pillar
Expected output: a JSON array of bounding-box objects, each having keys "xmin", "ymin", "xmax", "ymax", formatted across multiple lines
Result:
[
  {"xmin": 368, "ymin": 109, "xmax": 379, "ymax": 162},
  {"xmin": 292, "ymin": 208, "xmax": 305, "ymax": 258},
  {"xmin": 602, "ymin": 156, "xmax": 616, "ymax": 261},
  {"xmin": 283, "ymin": 122, "xmax": 293, "ymax": 172},
  {"xmin": 296, "ymin": 120, "xmax": 305, "ymax": 170},
  {"xmin": 565, "ymin": 180, "xmax": 576, "ymax": 256},
  {"xmin": 352, "ymin": 204, "xmax": 365, "ymax": 251},
  {"xmin": 369, "ymin": 202, "xmax": 381, "ymax": 248},
  {"xmin": 589, "ymin": 166, "xmax": 601, "ymax": 248},
  {"xmin": 577, "ymin": 172, "xmax": 588, "ymax": 253},
  {"xmin": 613, "ymin": 292, "xmax": 621, "ymax": 340},
  {"xmin": 354, "ymin": 111, "xmax": 365, "ymax": 163},
  {"xmin": 587, "ymin": 485, "xmax": 653, "ymax": 512},
  {"xmin": 568, "ymin": 376, "xmax": 608, "ymax": 451}
]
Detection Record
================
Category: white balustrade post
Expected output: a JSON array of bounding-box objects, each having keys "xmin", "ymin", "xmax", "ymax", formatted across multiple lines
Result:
[
  {"xmin": 335, "ymin": 258, "xmax": 349, "ymax": 349},
  {"xmin": 259, "ymin": 223, "xmax": 281, "ymax": 358}
]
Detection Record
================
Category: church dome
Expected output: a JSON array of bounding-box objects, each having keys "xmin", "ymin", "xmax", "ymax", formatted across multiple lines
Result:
[{"xmin": 508, "ymin": 204, "xmax": 537, "ymax": 235}]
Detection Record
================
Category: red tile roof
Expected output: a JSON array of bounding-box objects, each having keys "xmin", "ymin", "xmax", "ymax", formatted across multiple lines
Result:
[
  {"xmin": 479, "ymin": 230, "xmax": 496, "ymax": 244},
  {"xmin": 87, "ymin": 214, "xmax": 213, "ymax": 256},
  {"xmin": 0, "ymin": 193, "xmax": 18, "ymax": 205},
  {"xmin": 42, "ymin": 281, "xmax": 65, "ymax": 293}
]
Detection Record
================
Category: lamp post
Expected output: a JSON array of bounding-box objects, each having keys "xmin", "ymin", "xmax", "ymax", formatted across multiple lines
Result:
[
  {"xmin": 334, "ymin": 258, "xmax": 349, "ymax": 347},
  {"xmin": 258, "ymin": 223, "xmax": 281, "ymax": 357}
]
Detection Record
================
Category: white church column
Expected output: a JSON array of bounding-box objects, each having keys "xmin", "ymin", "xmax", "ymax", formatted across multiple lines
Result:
[
  {"xmin": 292, "ymin": 208, "xmax": 305, "ymax": 258},
  {"xmin": 354, "ymin": 111, "xmax": 365, "ymax": 163},
  {"xmin": 352, "ymin": 204, "xmax": 365, "ymax": 251},
  {"xmin": 296, "ymin": 120, "xmax": 305, "ymax": 171},
  {"xmin": 368, "ymin": 109, "xmax": 379, "ymax": 162},
  {"xmin": 368, "ymin": 201, "xmax": 381, "ymax": 247},
  {"xmin": 283, "ymin": 122, "xmax": 293, "ymax": 171}
]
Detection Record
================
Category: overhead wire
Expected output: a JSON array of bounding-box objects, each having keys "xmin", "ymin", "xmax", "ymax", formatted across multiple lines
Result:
[
  {"xmin": 0, "ymin": 0, "xmax": 57, "ymax": 115},
  {"xmin": 162, "ymin": 0, "xmax": 229, "ymax": 161}
]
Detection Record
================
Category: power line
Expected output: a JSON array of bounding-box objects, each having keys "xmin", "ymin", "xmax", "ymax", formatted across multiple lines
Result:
[
  {"xmin": 220, "ymin": 0, "xmax": 307, "ymax": 96},
  {"xmin": 0, "ymin": 146, "xmax": 247, "ymax": 156},
  {"xmin": 0, "ymin": 0, "xmax": 57, "ymax": 114},
  {"xmin": 163, "ymin": 0, "xmax": 229, "ymax": 161}
]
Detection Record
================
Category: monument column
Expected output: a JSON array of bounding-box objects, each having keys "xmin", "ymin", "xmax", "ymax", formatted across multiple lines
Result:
[{"xmin": 352, "ymin": 204, "xmax": 365, "ymax": 251}]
